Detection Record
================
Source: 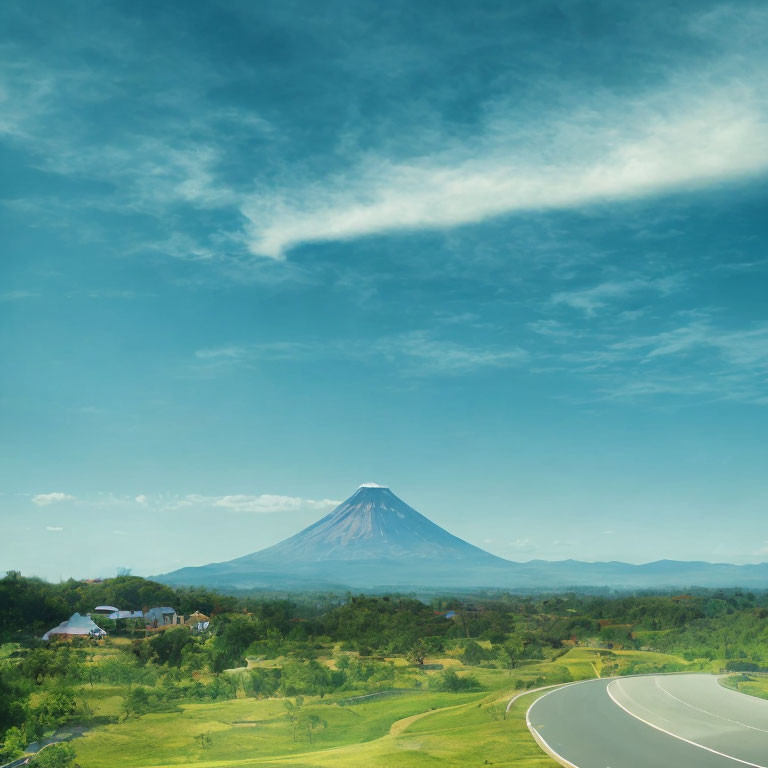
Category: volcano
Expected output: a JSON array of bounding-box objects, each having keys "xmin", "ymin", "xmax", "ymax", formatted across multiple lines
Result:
[
  {"xmin": 158, "ymin": 484, "xmax": 511, "ymax": 590},
  {"xmin": 157, "ymin": 484, "xmax": 768, "ymax": 591},
  {"xmin": 244, "ymin": 484, "xmax": 505, "ymax": 563}
]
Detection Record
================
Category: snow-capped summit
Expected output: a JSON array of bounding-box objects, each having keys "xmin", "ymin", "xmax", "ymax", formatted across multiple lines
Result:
[
  {"xmin": 236, "ymin": 484, "xmax": 504, "ymax": 563},
  {"xmin": 158, "ymin": 484, "xmax": 508, "ymax": 589}
]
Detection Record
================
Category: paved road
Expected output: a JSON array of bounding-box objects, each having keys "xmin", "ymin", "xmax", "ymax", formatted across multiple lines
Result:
[{"xmin": 527, "ymin": 674, "xmax": 768, "ymax": 767}]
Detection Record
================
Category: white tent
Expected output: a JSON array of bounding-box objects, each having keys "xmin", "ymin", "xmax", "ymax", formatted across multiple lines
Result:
[{"xmin": 42, "ymin": 612, "xmax": 107, "ymax": 640}]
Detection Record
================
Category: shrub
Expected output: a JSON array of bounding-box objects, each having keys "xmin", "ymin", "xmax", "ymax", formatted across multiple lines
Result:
[
  {"xmin": 29, "ymin": 742, "xmax": 76, "ymax": 768},
  {"xmin": 460, "ymin": 640, "xmax": 489, "ymax": 666},
  {"xmin": 431, "ymin": 669, "xmax": 481, "ymax": 692},
  {"xmin": 725, "ymin": 660, "xmax": 762, "ymax": 672}
]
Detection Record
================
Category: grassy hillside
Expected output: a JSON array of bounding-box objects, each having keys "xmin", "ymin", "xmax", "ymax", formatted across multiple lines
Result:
[
  {"xmin": 721, "ymin": 674, "xmax": 768, "ymax": 700},
  {"xmin": 74, "ymin": 666, "xmax": 544, "ymax": 768},
  {"xmin": 72, "ymin": 647, "xmax": 689, "ymax": 768}
]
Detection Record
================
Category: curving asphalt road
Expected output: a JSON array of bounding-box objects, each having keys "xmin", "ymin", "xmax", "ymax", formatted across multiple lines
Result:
[{"xmin": 527, "ymin": 674, "xmax": 768, "ymax": 767}]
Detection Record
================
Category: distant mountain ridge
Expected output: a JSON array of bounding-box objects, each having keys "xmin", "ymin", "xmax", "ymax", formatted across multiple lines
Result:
[{"xmin": 156, "ymin": 485, "xmax": 768, "ymax": 591}]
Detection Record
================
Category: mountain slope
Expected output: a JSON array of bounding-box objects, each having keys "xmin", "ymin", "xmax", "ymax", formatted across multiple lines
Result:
[
  {"xmin": 158, "ymin": 484, "xmax": 510, "ymax": 589},
  {"xmin": 234, "ymin": 484, "xmax": 506, "ymax": 564},
  {"xmin": 156, "ymin": 484, "xmax": 768, "ymax": 591}
]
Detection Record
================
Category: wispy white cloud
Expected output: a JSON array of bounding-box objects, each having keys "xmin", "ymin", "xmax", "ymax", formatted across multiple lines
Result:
[
  {"xmin": 527, "ymin": 319, "xmax": 582, "ymax": 342},
  {"xmin": 242, "ymin": 84, "xmax": 768, "ymax": 258},
  {"xmin": 552, "ymin": 316, "xmax": 768, "ymax": 405},
  {"xmin": 195, "ymin": 346, "xmax": 251, "ymax": 361},
  {"xmin": 613, "ymin": 321, "xmax": 768, "ymax": 366},
  {"xmin": 212, "ymin": 495, "xmax": 339, "ymax": 514},
  {"xmin": 551, "ymin": 276, "xmax": 680, "ymax": 316},
  {"xmin": 45, "ymin": 525, "xmax": 64, "ymax": 532},
  {"xmin": 376, "ymin": 331, "xmax": 527, "ymax": 375},
  {"xmin": 0, "ymin": 290, "xmax": 38, "ymax": 301},
  {"xmin": 146, "ymin": 232, "xmax": 218, "ymax": 263},
  {"xmin": 36, "ymin": 491, "xmax": 340, "ymax": 516},
  {"xmin": 0, "ymin": 60, "xmax": 55, "ymax": 140},
  {"xmin": 32, "ymin": 492, "xmax": 75, "ymax": 506},
  {"xmin": 192, "ymin": 313, "xmax": 768, "ymax": 402},
  {"xmin": 193, "ymin": 331, "xmax": 527, "ymax": 377},
  {"xmin": 158, "ymin": 492, "xmax": 339, "ymax": 515},
  {"xmin": 484, "ymin": 537, "xmax": 538, "ymax": 557}
]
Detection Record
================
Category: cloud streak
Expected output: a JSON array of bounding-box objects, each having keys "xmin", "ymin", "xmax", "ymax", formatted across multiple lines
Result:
[
  {"xmin": 30, "ymin": 491, "xmax": 340, "ymax": 516},
  {"xmin": 192, "ymin": 308, "xmax": 768, "ymax": 403},
  {"xmin": 242, "ymin": 85, "xmax": 768, "ymax": 258},
  {"xmin": 194, "ymin": 331, "xmax": 527, "ymax": 377},
  {"xmin": 212, "ymin": 495, "xmax": 340, "ymax": 514},
  {"xmin": 551, "ymin": 276, "xmax": 680, "ymax": 316},
  {"xmin": 32, "ymin": 492, "xmax": 75, "ymax": 506},
  {"xmin": 554, "ymin": 316, "xmax": 768, "ymax": 405},
  {"xmin": 161, "ymin": 493, "xmax": 340, "ymax": 515}
]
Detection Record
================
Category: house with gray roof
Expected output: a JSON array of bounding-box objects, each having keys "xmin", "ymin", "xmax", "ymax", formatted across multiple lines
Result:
[{"xmin": 144, "ymin": 606, "xmax": 179, "ymax": 628}]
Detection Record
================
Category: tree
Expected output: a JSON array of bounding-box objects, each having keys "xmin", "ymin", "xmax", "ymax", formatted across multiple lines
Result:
[
  {"xmin": 34, "ymin": 690, "xmax": 77, "ymax": 730},
  {"xmin": 0, "ymin": 726, "xmax": 27, "ymax": 762},
  {"xmin": 283, "ymin": 696, "xmax": 303, "ymax": 741},
  {"xmin": 123, "ymin": 686, "xmax": 152, "ymax": 718},
  {"xmin": 432, "ymin": 669, "xmax": 481, "ymax": 692},
  {"xmin": 496, "ymin": 649, "xmax": 512, "ymax": 675},
  {"xmin": 0, "ymin": 666, "xmax": 28, "ymax": 737},
  {"xmin": 503, "ymin": 641, "xmax": 523, "ymax": 669},
  {"xmin": 197, "ymin": 731, "xmax": 212, "ymax": 750},
  {"xmin": 248, "ymin": 668, "xmax": 281, "ymax": 697},
  {"xmin": 279, "ymin": 660, "xmax": 341, "ymax": 698},
  {"xmin": 212, "ymin": 616, "xmax": 262, "ymax": 669},
  {"xmin": 306, "ymin": 714, "xmax": 326, "ymax": 744},
  {"xmin": 29, "ymin": 742, "xmax": 76, "ymax": 768},
  {"xmin": 460, "ymin": 640, "xmax": 487, "ymax": 666},
  {"xmin": 406, "ymin": 639, "xmax": 427, "ymax": 666},
  {"xmin": 149, "ymin": 628, "xmax": 194, "ymax": 667}
]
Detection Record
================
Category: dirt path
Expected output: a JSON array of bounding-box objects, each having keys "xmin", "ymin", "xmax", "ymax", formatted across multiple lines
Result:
[{"xmin": 388, "ymin": 701, "xmax": 468, "ymax": 737}]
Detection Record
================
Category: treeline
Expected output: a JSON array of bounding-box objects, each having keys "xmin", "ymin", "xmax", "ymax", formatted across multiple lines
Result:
[
  {"xmin": 4, "ymin": 572, "xmax": 768, "ymax": 661},
  {"xmin": 0, "ymin": 571, "xmax": 256, "ymax": 639},
  {"xmin": 4, "ymin": 571, "xmax": 768, "ymax": 656}
]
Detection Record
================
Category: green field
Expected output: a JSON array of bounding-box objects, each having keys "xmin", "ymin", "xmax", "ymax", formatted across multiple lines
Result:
[
  {"xmin": 72, "ymin": 648, "xmax": 688, "ymax": 768},
  {"xmin": 75, "ymin": 683, "xmax": 556, "ymax": 768},
  {"xmin": 720, "ymin": 673, "xmax": 768, "ymax": 700},
  {"xmin": 557, "ymin": 646, "xmax": 691, "ymax": 679}
]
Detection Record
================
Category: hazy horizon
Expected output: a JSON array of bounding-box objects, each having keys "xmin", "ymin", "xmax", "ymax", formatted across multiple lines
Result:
[
  {"xmin": 3, "ymin": 1, "xmax": 768, "ymax": 581},
  {"xmin": 6, "ymin": 481, "xmax": 768, "ymax": 583}
]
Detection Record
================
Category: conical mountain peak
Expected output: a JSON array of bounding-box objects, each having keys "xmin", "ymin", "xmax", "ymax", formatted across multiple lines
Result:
[
  {"xmin": 235, "ymin": 485, "xmax": 506, "ymax": 564},
  {"xmin": 157, "ymin": 484, "xmax": 768, "ymax": 591},
  {"xmin": 158, "ymin": 484, "xmax": 510, "ymax": 590}
]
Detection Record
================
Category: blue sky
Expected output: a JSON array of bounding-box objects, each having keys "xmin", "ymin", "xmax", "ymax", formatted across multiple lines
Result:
[{"xmin": 2, "ymin": 1, "xmax": 768, "ymax": 581}]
